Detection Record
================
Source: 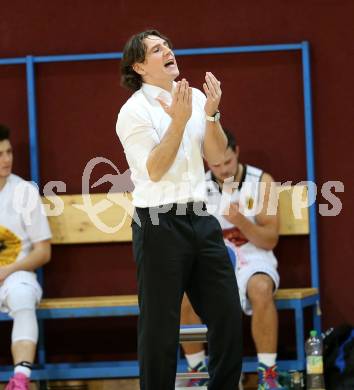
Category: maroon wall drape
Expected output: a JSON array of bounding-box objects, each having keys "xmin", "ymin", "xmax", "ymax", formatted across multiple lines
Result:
[{"xmin": 1, "ymin": 0, "xmax": 353, "ymax": 362}]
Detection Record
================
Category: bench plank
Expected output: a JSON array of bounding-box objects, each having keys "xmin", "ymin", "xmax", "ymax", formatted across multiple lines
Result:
[
  {"xmin": 43, "ymin": 193, "xmax": 133, "ymax": 244},
  {"xmin": 278, "ymin": 185, "xmax": 309, "ymax": 235},
  {"xmin": 275, "ymin": 287, "xmax": 318, "ymax": 299},
  {"xmin": 40, "ymin": 295, "xmax": 138, "ymax": 309},
  {"xmin": 39, "ymin": 288, "xmax": 317, "ymax": 310}
]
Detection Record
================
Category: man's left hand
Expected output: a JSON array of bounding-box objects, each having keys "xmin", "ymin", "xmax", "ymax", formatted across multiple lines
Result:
[{"xmin": 203, "ymin": 72, "xmax": 222, "ymax": 116}]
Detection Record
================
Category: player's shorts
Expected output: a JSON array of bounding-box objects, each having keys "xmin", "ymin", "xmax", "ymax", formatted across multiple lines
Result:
[{"xmin": 225, "ymin": 241, "xmax": 279, "ymax": 315}]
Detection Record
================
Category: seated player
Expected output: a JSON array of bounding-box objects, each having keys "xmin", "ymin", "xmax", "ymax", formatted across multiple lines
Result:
[
  {"xmin": 181, "ymin": 129, "xmax": 282, "ymax": 389},
  {"xmin": 0, "ymin": 124, "xmax": 51, "ymax": 390}
]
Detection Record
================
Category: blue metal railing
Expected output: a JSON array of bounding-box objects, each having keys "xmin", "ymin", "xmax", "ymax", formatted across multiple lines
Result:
[
  {"xmin": 0, "ymin": 41, "xmax": 319, "ymax": 377},
  {"xmin": 301, "ymin": 42, "xmax": 320, "ymax": 292},
  {"xmin": 0, "ymin": 43, "xmax": 303, "ymax": 66}
]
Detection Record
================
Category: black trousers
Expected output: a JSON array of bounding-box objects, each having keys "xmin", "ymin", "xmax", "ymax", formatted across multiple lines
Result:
[{"xmin": 132, "ymin": 203, "xmax": 242, "ymax": 390}]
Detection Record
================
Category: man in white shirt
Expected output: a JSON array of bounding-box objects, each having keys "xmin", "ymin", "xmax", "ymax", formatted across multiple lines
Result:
[
  {"xmin": 116, "ymin": 30, "xmax": 242, "ymax": 390},
  {"xmin": 0, "ymin": 125, "xmax": 51, "ymax": 390},
  {"xmin": 181, "ymin": 130, "xmax": 283, "ymax": 389}
]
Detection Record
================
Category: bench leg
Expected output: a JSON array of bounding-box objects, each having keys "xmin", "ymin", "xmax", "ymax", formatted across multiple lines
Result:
[
  {"xmin": 37, "ymin": 319, "xmax": 46, "ymax": 366},
  {"xmin": 294, "ymin": 303, "xmax": 305, "ymax": 368},
  {"xmin": 37, "ymin": 319, "xmax": 48, "ymax": 388},
  {"xmin": 313, "ymin": 300, "xmax": 322, "ymax": 335}
]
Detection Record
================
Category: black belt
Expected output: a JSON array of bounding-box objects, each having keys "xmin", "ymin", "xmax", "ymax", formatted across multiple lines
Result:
[
  {"xmin": 175, "ymin": 201, "xmax": 206, "ymax": 214},
  {"xmin": 136, "ymin": 201, "xmax": 207, "ymax": 215}
]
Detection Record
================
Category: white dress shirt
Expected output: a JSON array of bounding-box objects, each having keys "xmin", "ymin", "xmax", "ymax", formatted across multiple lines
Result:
[{"xmin": 116, "ymin": 82, "xmax": 208, "ymax": 207}]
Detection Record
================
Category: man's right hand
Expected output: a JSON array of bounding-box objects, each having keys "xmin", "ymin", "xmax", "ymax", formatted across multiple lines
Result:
[
  {"xmin": 156, "ymin": 79, "xmax": 192, "ymax": 126},
  {"xmin": 223, "ymin": 202, "xmax": 245, "ymax": 227},
  {"xmin": 147, "ymin": 79, "xmax": 193, "ymax": 182}
]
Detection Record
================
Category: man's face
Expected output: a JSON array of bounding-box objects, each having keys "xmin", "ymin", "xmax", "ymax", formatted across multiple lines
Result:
[
  {"xmin": 209, "ymin": 146, "xmax": 239, "ymax": 182},
  {"xmin": 0, "ymin": 139, "xmax": 13, "ymax": 179},
  {"xmin": 134, "ymin": 35, "xmax": 179, "ymax": 86}
]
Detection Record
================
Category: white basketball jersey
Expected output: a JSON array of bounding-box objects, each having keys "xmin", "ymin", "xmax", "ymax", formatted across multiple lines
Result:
[{"xmin": 205, "ymin": 165, "xmax": 278, "ymax": 270}]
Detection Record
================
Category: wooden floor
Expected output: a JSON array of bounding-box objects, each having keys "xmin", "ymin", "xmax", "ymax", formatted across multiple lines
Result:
[
  {"xmin": 88, "ymin": 379, "xmax": 140, "ymax": 390},
  {"xmin": 0, "ymin": 375, "xmax": 259, "ymax": 389},
  {"xmin": 0, "ymin": 380, "xmax": 141, "ymax": 390}
]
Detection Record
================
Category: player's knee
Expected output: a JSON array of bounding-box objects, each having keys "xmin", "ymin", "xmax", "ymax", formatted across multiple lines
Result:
[
  {"xmin": 11, "ymin": 309, "xmax": 38, "ymax": 344},
  {"xmin": 247, "ymin": 275, "xmax": 274, "ymax": 304},
  {"xmin": 6, "ymin": 285, "xmax": 37, "ymax": 315}
]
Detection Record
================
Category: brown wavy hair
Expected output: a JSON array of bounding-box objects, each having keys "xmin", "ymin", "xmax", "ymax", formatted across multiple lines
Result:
[{"xmin": 120, "ymin": 29, "xmax": 172, "ymax": 92}]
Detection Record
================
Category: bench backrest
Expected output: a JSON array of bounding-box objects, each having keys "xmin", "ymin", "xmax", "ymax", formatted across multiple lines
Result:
[{"xmin": 43, "ymin": 185, "xmax": 309, "ymax": 244}]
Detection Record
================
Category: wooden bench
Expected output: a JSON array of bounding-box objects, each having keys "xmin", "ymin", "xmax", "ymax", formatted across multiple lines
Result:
[{"xmin": 0, "ymin": 185, "xmax": 320, "ymax": 380}]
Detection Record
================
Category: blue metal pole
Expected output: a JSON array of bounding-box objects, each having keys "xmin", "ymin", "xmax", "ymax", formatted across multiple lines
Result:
[
  {"xmin": 301, "ymin": 42, "xmax": 321, "ymax": 332},
  {"xmin": 0, "ymin": 57, "xmax": 26, "ymax": 65},
  {"xmin": 26, "ymin": 55, "xmax": 44, "ymax": 286},
  {"xmin": 25, "ymin": 55, "xmax": 40, "ymax": 186},
  {"xmin": 295, "ymin": 303, "xmax": 306, "ymax": 369},
  {"xmin": 174, "ymin": 43, "xmax": 302, "ymax": 56},
  {"xmin": 25, "ymin": 56, "xmax": 47, "ymax": 367},
  {"xmin": 18, "ymin": 43, "xmax": 302, "ymax": 64},
  {"xmin": 35, "ymin": 52, "xmax": 122, "ymax": 63}
]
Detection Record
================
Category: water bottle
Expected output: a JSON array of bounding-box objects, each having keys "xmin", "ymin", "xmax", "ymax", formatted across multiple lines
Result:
[{"xmin": 305, "ymin": 330, "xmax": 326, "ymax": 389}]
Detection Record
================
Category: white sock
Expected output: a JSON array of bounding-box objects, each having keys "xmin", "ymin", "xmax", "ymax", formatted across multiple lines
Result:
[
  {"xmin": 258, "ymin": 353, "xmax": 277, "ymax": 367},
  {"xmin": 14, "ymin": 364, "xmax": 31, "ymax": 378},
  {"xmin": 185, "ymin": 350, "xmax": 206, "ymax": 369}
]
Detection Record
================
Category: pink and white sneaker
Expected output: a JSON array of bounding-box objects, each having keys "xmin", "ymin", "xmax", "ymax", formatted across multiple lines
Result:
[{"xmin": 5, "ymin": 373, "xmax": 30, "ymax": 390}]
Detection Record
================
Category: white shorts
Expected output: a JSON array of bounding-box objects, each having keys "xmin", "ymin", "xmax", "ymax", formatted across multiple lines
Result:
[
  {"xmin": 0, "ymin": 271, "xmax": 42, "ymax": 314},
  {"xmin": 225, "ymin": 241, "xmax": 280, "ymax": 316}
]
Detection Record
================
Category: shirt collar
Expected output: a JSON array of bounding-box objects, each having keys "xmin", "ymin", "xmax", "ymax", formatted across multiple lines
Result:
[{"xmin": 142, "ymin": 81, "xmax": 177, "ymax": 103}]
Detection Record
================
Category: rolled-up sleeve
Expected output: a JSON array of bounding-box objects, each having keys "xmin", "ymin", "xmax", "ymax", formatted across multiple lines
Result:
[{"xmin": 116, "ymin": 104, "xmax": 159, "ymax": 178}]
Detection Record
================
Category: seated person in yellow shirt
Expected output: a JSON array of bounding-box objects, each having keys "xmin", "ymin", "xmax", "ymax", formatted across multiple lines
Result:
[{"xmin": 0, "ymin": 124, "xmax": 51, "ymax": 390}]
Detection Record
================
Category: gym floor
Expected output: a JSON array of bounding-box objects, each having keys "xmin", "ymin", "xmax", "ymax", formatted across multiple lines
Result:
[{"xmin": 0, "ymin": 375, "xmax": 260, "ymax": 390}]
